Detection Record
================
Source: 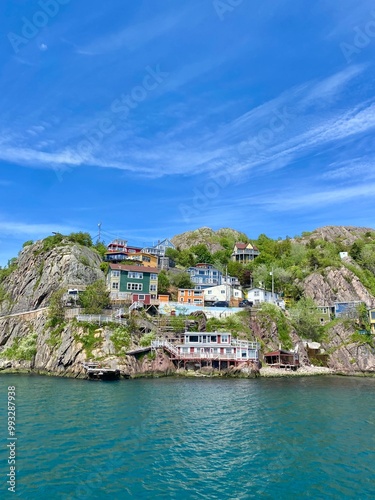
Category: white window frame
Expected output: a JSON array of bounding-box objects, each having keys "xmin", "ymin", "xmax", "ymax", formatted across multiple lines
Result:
[
  {"xmin": 127, "ymin": 283, "xmax": 143, "ymax": 291},
  {"xmin": 128, "ymin": 272, "xmax": 143, "ymax": 279}
]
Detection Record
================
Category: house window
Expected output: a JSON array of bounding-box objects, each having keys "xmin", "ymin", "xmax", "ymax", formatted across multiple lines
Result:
[
  {"xmin": 189, "ymin": 336, "xmax": 199, "ymax": 342},
  {"xmin": 127, "ymin": 283, "xmax": 143, "ymax": 291},
  {"xmin": 112, "ymin": 282, "xmax": 119, "ymax": 289},
  {"xmin": 221, "ymin": 290, "xmax": 225, "ymax": 294},
  {"xmin": 150, "ymin": 285, "xmax": 157, "ymax": 292},
  {"xmin": 221, "ymin": 335, "xmax": 229, "ymax": 343},
  {"xmin": 112, "ymin": 270, "xmax": 120, "ymax": 277},
  {"xmin": 225, "ymin": 348, "xmax": 232, "ymax": 354},
  {"xmin": 254, "ymin": 291, "xmax": 260, "ymax": 296},
  {"xmin": 194, "ymin": 299, "xmax": 202, "ymax": 303},
  {"xmin": 210, "ymin": 336, "xmax": 217, "ymax": 342},
  {"xmin": 207, "ymin": 290, "xmax": 212, "ymax": 294},
  {"xmin": 180, "ymin": 298, "xmax": 184, "ymax": 302},
  {"xmin": 150, "ymin": 274, "xmax": 157, "ymax": 280},
  {"xmin": 128, "ymin": 272, "xmax": 143, "ymax": 279},
  {"xmin": 138, "ymin": 295, "xmax": 145, "ymax": 300}
]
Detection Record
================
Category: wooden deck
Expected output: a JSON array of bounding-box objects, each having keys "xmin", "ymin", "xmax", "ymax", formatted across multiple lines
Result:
[{"xmin": 82, "ymin": 362, "xmax": 120, "ymax": 380}]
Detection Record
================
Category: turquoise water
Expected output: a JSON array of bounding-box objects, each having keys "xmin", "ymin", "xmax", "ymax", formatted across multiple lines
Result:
[{"xmin": 0, "ymin": 375, "xmax": 374, "ymax": 499}]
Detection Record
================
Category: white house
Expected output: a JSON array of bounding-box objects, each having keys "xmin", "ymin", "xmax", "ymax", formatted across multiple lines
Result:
[
  {"xmin": 246, "ymin": 288, "xmax": 284, "ymax": 308},
  {"xmin": 222, "ymin": 275, "xmax": 241, "ymax": 287},
  {"xmin": 204, "ymin": 284, "xmax": 243, "ymax": 303}
]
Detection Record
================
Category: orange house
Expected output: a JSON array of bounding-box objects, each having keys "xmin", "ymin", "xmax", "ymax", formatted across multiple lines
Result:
[{"xmin": 178, "ymin": 289, "xmax": 204, "ymax": 306}]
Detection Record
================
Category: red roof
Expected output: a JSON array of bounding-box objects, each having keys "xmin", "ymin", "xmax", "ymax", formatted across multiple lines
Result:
[
  {"xmin": 109, "ymin": 263, "xmax": 159, "ymax": 273},
  {"xmin": 235, "ymin": 242, "xmax": 259, "ymax": 251},
  {"xmin": 235, "ymin": 242, "xmax": 247, "ymax": 249}
]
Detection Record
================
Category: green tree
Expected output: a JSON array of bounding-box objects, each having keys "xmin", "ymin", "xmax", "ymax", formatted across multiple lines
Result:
[
  {"xmin": 165, "ymin": 248, "xmax": 179, "ymax": 260},
  {"xmin": 171, "ymin": 272, "xmax": 194, "ymax": 289},
  {"xmin": 360, "ymin": 244, "xmax": 375, "ymax": 273},
  {"xmin": 289, "ymin": 298, "xmax": 323, "ymax": 341},
  {"xmin": 158, "ymin": 270, "xmax": 170, "ymax": 295},
  {"xmin": 191, "ymin": 244, "xmax": 213, "ymax": 264},
  {"xmin": 48, "ymin": 289, "xmax": 66, "ymax": 323},
  {"xmin": 176, "ymin": 249, "xmax": 195, "ymax": 268},
  {"xmin": 68, "ymin": 232, "xmax": 93, "ymax": 247},
  {"xmin": 80, "ymin": 280, "xmax": 111, "ymax": 314},
  {"xmin": 94, "ymin": 241, "xmax": 108, "ymax": 258}
]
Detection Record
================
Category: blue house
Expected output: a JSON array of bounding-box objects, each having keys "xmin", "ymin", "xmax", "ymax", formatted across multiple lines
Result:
[{"xmin": 187, "ymin": 263, "xmax": 222, "ymax": 289}]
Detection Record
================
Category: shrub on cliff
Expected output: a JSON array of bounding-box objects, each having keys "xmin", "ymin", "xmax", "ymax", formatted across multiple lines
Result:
[{"xmin": 80, "ymin": 280, "xmax": 110, "ymax": 314}]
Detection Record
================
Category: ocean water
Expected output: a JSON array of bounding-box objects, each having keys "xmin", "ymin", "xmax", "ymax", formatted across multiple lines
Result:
[{"xmin": 0, "ymin": 375, "xmax": 374, "ymax": 499}]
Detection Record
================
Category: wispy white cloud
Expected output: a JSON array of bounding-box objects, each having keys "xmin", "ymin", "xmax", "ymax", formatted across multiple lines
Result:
[
  {"xmin": 253, "ymin": 183, "xmax": 375, "ymax": 212},
  {"xmin": 322, "ymin": 159, "xmax": 375, "ymax": 180},
  {"xmin": 1, "ymin": 65, "xmax": 373, "ymax": 182},
  {"xmin": 0, "ymin": 221, "xmax": 76, "ymax": 237},
  {"xmin": 76, "ymin": 11, "xmax": 185, "ymax": 55}
]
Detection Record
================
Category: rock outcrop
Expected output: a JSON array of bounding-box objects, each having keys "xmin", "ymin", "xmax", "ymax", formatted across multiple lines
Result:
[
  {"xmin": 302, "ymin": 266, "xmax": 375, "ymax": 308},
  {"xmin": 171, "ymin": 227, "xmax": 249, "ymax": 252},
  {"xmin": 0, "ymin": 240, "xmax": 104, "ymax": 315},
  {"xmin": 323, "ymin": 323, "xmax": 375, "ymax": 374},
  {"xmin": 298, "ymin": 226, "xmax": 374, "ymax": 246}
]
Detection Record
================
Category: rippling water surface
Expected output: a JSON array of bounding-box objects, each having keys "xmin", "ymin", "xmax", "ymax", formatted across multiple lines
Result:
[{"xmin": 0, "ymin": 375, "xmax": 374, "ymax": 499}]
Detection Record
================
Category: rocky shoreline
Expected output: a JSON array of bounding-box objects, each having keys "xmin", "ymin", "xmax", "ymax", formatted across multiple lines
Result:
[{"xmin": 1, "ymin": 365, "xmax": 374, "ymax": 380}]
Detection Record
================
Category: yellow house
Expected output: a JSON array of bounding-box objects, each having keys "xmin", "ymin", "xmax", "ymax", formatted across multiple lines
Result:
[
  {"xmin": 369, "ymin": 308, "xmax": 375, "ymax": 334},
  {"xmin": 125, "ymin": 252, "xmax": 158, "ymax": 268}
]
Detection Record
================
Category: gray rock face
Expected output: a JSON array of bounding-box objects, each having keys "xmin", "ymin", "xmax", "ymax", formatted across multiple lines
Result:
[
  {"xmin": 171, "ymin": 227, "xmax": 248, "ymax": 252},
  {"xmin": 302, "ymin": 266, "xmax": 375, "ymax": 307},
  {"xmin": 323, "ymin": 323, "xmax": 375, "ymax": 373},
  {"xmin": 0, "ymin": 240, "xmax": 104, "ymax": 315},
  {"xmin": 299, "ymin": 226, "xmax": 374, "ymax": 246}
]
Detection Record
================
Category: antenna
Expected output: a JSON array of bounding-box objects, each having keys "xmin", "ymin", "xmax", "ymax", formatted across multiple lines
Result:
[{"xmin": 97, "ymin": 222, "xmax": 102, "ymax": 243}]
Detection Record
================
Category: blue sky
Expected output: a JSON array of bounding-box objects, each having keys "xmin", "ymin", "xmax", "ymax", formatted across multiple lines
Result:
[{"xmin": 1, "ymin": 0, "xmax": 375, "ymax": 265}]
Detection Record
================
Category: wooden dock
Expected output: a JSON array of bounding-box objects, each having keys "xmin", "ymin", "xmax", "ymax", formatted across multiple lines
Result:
[{"xmin": 82, "ymin": 362, "xmax": 120, "ymax": 380}]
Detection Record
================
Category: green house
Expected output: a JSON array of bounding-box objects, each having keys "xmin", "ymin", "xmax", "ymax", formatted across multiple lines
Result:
[{"xmin": 107, "ymin": 263, "xmax": 159, "ymax": 303}]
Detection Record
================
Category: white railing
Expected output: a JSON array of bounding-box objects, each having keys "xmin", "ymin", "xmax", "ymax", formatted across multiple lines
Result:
[
  {"xmin": 231, "ymin": 339, "xmax": 260, "ymax": 349},
  {"xmin": 151, "ymin": 339, "xmax": 259, "ymax": 361},
  {"xmin": 76, "ymin": 315, "xmax": 127, "ymax": 325},
  {"xmin": 129, "ymin": 301, "xmax": 144, "ymax": 311},
  {"xmin": 151, "ymin": 339, "xmax": 179, "ymax": 357}
]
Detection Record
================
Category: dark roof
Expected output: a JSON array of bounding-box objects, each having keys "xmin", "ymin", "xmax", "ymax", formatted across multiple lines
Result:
[
  {"xmin": 109, "ymin": 263, "xmax": 159, "ymax": 273},
  {"xmin": 235, "ymin": 242, "xmax": 247, "ymax": 249},
  {"xmin": 264, "ymin": 350, "xmax": 294, "ymax": 356},
  {"xmin": 234, "ymin": 242, "xmax": 259, "ymax": 251}
]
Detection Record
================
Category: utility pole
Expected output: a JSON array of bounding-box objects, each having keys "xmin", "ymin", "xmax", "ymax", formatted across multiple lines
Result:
[
  {"xmin": 97, "ymin": 222, "xmax": 102, "ymax": 244},
  {"xmin": 225, "ymin": 265, "xmax": 229, "ymax": 304}
]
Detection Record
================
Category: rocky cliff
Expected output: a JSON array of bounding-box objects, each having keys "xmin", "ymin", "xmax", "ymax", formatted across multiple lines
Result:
[
  {"xmin": 0, "ymin": 239, "xmax": 104, "ymax": 315},
  {"xmin": 1, "ymin": 229, "xmax": 375, "ymax": 378},
  {"xmin": 302, "ymin": 266, "xmax": 375, "ymax": 308},
  {"xmin": 171, "ymin": 227, "xmax": 249, "ymax": 251}
]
